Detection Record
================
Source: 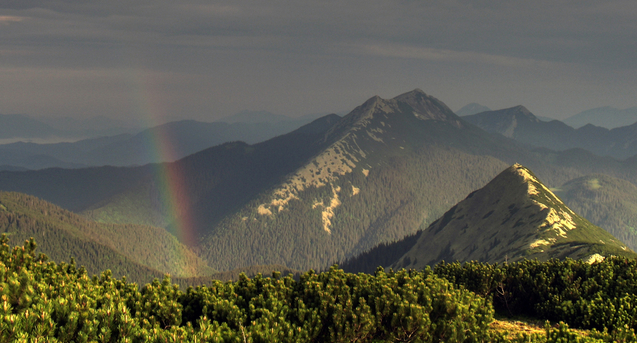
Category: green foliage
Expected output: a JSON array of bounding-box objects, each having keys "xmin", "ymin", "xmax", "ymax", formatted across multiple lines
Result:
[
  {"xmin": 434, "ymin": 258, "xmax": 637, "ymax": 334},
  {"xmin": 4, "ymin": 236, "xmax": 637, "ymax": 342},
  {"xmin": 0, "ymin": 236, "xmax": 495, "ymax": 342}
]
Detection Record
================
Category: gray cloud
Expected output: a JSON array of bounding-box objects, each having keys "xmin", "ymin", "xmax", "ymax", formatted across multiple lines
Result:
[{"xmin": 0, "ymin": 0, "xmax": 635, "ymax": 123}]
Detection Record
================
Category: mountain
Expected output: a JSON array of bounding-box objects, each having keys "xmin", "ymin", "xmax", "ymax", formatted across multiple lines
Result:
[
  {"xmin": 341, "ymin": 164, "xmax": 635, "ymax": 273},
  {"xmin": 463, "ymin": 105, "xmax": 576, "ymax": 139},
  {"xmin": 87, "ymin": 119, "xmax": 329, "ymax": 166},
  {"xmin": 392, "ymin": 164, "xmax": 634, "ymax": 269},
  {"xmin": 38, "ymin": 115, "xmax": 137, "ymax": 133},
  {"xmin": 0, "ymin": 113, "xmax": 139, "ymax": 144},
  {"xmin": 2, "ymin": 89, "xmax": 635, "ymax": 274},
  {"xmin": 0, "ymin": 90, "xmax": 523, "ymax": 271},
  {"xmin": 0, "ymin": 134, "xmax": 132, "ymax": 169},
  {"xmin": 455, "ymin": 103, "xmax": 491, "ymax": 116},
  {"xmin": 0, "ymin": 150, "xmax": 86, "ymax": 170},
  {"xmin": 565, "ymin": 106, "xmax": 637, "ymax": 129},
  {"xmin": 0, "ymin": 191, "xmax": 213, "ymax": 284},
  {"xmin": 553, "ymin": 174, "xmax": 637, "ymax": 252},
  {"xmin": 0, "ymin": 118, "xmax": 333, "ymax": 169},
  {"xmin": 464, "ymin": 106, "xmax": 637, "ymax": 160}
]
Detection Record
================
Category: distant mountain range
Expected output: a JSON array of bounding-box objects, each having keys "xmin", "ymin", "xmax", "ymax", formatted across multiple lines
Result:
[
  {"xmin": 0, "ymin": 115, "xmax": 329, "ymax": 170},
  {"xmin": 341, "ymin": 164, "xmax": 635, "ymax": 273},
  {"xmin": 3, "ymin": 90, "xmax": 637, "ymax": 277},
  {"xmin": 0, "ymin": 113, "xmax": 138, "ymax": 143},
  {"xmin": 564, "ymin": 106, "xmax": 637, "ymax": 129},
  {"xmin": 463, "ymin": 105, "xmax": 637, "ymax": 159}
]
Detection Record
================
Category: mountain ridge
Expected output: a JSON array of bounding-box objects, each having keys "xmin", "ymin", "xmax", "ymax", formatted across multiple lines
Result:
[
  {"xmin": 565, "ymin": 106, "xmax": 637, "ymax": 129},
  {"xmin": 3, "ymin": 90, "xmax": 637, "ymax": 274},
  {"xmin": 464, "ymin": 106, "xmax": 637, "ymax": 159}
]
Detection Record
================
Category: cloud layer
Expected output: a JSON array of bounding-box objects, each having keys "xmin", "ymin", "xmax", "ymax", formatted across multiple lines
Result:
[{"xmin": 1, "ymin": 0, "xmax": 636, "ymax": 123}]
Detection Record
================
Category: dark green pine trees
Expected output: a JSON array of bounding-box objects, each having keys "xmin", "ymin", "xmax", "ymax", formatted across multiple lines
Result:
[
  {"xmin": 0, "ymin": 235, "xmax": 496, "ymax": 342},
  {"xmin": 3, "ymin": 234, "xmax": 637, "ymax": 342}
]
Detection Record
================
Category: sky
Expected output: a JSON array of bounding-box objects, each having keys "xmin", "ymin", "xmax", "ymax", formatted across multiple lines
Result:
[{"xmin": 1, "ymin": 0, "xmax": 636, "ymax": 125}]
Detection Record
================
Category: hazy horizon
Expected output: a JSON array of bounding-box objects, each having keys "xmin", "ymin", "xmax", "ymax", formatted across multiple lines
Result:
[{"xmin": 1, "ymin": 1, "xmax": 636, "ymax": 125}]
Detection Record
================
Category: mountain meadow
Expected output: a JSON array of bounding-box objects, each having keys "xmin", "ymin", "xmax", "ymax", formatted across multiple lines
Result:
[{"xmin": 3, "ymin": 90, "xmax": 637, "ymax": 341}]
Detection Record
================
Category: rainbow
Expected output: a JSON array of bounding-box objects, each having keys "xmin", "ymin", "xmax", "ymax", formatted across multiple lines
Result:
[{"xmin": 129, "ymin": 68, "xmax": 199, "ymax": 249}]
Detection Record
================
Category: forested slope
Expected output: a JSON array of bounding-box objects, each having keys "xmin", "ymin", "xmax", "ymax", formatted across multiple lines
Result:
[{"xmin": 0, "ymin": 191, "xmax": 212, "ymax": 281}]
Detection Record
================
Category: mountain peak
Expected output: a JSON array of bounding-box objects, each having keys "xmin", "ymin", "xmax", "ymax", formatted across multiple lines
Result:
[
  {"xmin": 462, "ymin": 105, "xmax": 540, "ymax": 138},
  {"xmin": 325, "ymin": 90, "xmax": 461, "ymax": 141},
  {"xmin": 393, "ymin": 88, "xmax": 427, "ymax": 99},
  {"xmin": 511, "ymin": 105, "xmax": 534, "ymax": 118},
  {"xmin": 391, "ymin": 164, "xmax": 634, "ymax": 269},
  {"xmin": 393, "ymin": 89, "xmax": 458, "ymax": 123}
]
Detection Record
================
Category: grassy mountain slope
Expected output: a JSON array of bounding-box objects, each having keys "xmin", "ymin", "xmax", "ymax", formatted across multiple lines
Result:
[
  {"xmin": 392, "ymin": 164, "xmax": 634, "ymax": 270},
  {"xmin": 0, "ymin": 191, "xmax": 212, "ymax": 280},
  {"xmin": 553, "ymin": 174, "xmax": 637, "ymax": 252}
]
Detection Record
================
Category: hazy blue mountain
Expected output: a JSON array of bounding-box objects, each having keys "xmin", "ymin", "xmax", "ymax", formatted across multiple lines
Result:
[
  {"xmin": 39, "ymin": 115, "xmax": 136, "ymax": 131},
  {"xmin": 455, "ymin": 103, "xmax": 491, "ymax": 116},
  {"xmin": 0, "ymin": 134, "xmax": 132, "ymax": 169},
  {"xmin": 0, "ymin": 116, "xmax": 336, "ymax": 169},
  {"xmin": 464, "ymin": 106, "xmax": 637, "ymax": 159},
  {"xmin": 86, "ymin": 119, "xmax": 329, "ymax": 166},
  {"xmin": 564, "ymin": 106, "xmax": 637, "ymax": 129},
  {"xmin": 0, "ymin": 113, "xmax": 140, "ymax": 143},
  {"xmin": 0, "ymin": 150, "xmax": 86, "ymax": 170}
]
